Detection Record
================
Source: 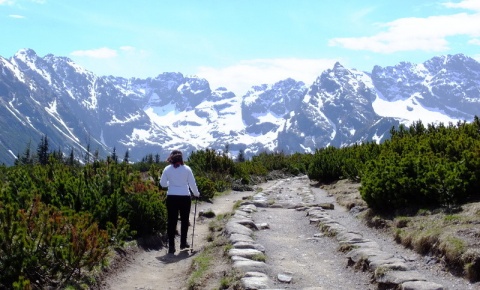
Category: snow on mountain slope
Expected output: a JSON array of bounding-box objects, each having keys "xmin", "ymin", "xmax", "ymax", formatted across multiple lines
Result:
[
  {"xmin": 372, "ymin": 90, "xmax": 462, "ymax": 125},
  {"xmin": 1, "ymin": 49, "xmax": 480, "ymax": 165}
]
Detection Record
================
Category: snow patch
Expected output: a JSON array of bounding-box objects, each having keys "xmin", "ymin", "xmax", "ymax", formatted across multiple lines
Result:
[{"xmin": 372, "ymin": 90, "xmax": 459, "ymax": 125}]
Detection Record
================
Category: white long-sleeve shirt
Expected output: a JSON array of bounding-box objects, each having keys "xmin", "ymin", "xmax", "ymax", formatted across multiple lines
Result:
[{"xmin": 159, "ymin": 164, "xmax": 200, "ymax": 197}]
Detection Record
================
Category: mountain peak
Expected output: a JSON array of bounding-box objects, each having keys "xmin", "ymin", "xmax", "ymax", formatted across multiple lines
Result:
[
  {"xmin": 333, "ymin": 61, "xmax": 345, "ymax": 70},
  {"xmin": 14, "ymin": 48, "xmax": 39, "ymax": 61}
]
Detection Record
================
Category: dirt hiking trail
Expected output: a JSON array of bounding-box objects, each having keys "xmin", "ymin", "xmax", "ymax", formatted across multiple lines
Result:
[
  {"xmin": 99, "ymin": 187, "xmax": 255, "ymax": 290},
  {"xmin": 99, "ymin": 176, "xmax": 479, "ymax": 290}
]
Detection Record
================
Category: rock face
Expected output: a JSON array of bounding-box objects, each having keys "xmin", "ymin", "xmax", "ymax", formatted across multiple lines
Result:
[{"xmin": 2, "ymin": 50, "xmax": 480, "ymax": 165}]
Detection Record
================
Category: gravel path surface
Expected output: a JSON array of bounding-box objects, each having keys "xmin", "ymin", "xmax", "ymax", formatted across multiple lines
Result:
[
  {"xmin": 250, "ymin": 176, "xmax": 478, "ymax": 290},
  {"xmin": 254, "ymin": 207, "xmax": 374, "ymax": 289},
  {"xmin": 100, "ymin": 175, "xmax": 479, "ymax": 290}
]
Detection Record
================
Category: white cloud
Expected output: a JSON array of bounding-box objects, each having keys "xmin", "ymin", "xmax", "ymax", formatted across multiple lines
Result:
[
  {"xmin": 329, "ymin": 1, "xmax": 480, "ymax": 53},
  {"xmin": 1, "ymin": 0, "xmax": 45, "ymax": 5},
  {"xmin": 469, "ymin": 38, "xmax": 480, "ymax": 45},
  {"xmin": 70, "ymin": 47, "xmax": 118, "ymax": 59},
  {"xmin": 329, "ymin": 14, "xmax": 480, "ymax": 53},
  {"xmin": 9, "ymin": 14, "xmax": 25, "ymax": 18},
  {"xmin": 443, "ymin": 0, "xmax": 480, "ymax": 11},
  {"xmin": 196, "ymin": 58, "xmax": 336, "ymax": 96}
]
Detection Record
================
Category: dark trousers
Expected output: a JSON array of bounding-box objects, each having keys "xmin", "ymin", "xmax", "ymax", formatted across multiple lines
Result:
[{"xmin": 166, "ymin": 195, "xmax": 191, "ymax": 249}]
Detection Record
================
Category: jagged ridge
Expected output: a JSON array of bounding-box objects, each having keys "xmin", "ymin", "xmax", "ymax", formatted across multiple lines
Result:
[{"xmin": 0, "ymin": 49, "xmax": 479, "ymax": 165}]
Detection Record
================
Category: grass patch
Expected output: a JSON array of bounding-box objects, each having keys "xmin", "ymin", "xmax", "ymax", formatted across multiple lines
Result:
[
  {"xmin": 185, "ymin": 202, "xmax": 246, "ymax": 289},
  {"xmin": 251, "ymin": 253, "xmax": 266, "ymax": 262},
  {"xmin": 223, "ymin": 243, "xmax": 233, "ymax": 254},
  {"xmin": 440, "ymin": 236, "xmax": 466, "ymax": 263},
  {"xmin": 232, "ymin": 200, "xmax": 243, "ymax": 210},
  {"xmin": 443, "ymin": 214, "xmax": 462, "ymax": 224},
  {"xmin": 187, "ymin": 248, "xmax": 214, "ymax": 289}
]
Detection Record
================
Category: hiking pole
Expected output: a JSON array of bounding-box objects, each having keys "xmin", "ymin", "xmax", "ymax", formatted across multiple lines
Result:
[{"xmin": 191, "ymin": 197, "xmax": 198, "ymax": 253}]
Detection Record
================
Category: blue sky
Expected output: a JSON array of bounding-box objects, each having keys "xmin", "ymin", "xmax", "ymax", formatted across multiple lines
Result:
[{"xmin": 2, "ymin": 0, "xmax": 480, "ymax": 95}]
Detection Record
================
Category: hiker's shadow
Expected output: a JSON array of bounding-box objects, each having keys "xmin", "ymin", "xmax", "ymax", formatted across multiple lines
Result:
[{"xmin": 156, "ymin": 250, "xmax": 194, "ymax": 263}]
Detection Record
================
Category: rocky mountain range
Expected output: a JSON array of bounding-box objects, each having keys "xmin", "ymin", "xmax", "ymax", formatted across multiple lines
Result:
[{"xmin": 1, "ymin": 49, "xmax": 479, "ymax": 165}]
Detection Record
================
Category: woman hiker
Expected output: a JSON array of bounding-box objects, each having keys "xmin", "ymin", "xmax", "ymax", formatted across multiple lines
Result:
[{"xmin": 160, "ymin": 150, "xmax": 201, "ymax": 254}]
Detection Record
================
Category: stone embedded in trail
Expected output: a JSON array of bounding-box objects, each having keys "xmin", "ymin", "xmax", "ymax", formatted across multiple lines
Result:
[
  {"xmin": 241, "ymin": 272, "xmax": 271, "ymax": 289},
  {"xmin": 226, "ymin": 221, "xmax": 254, "ymax": 236},
  {"xmin": 400, "ymin": 281, "xmax": 445, "ymax": 290},
  {"xmin": 239, "ymin": 204, "xmax": 258, "ymax": 213},
  {"xmin": 230, "ymin": 233, "xmax": 255, "ymax": 243},
  {"xmin": 273, "ymin": 201, "xmax": 302, "ymax": 209},
  {"xmin": 234, "ymin": 210, "xmax": 251, "ymax": 218},
  {"xmin": 375, "ymin": 270, "xmax": 427, "ymax": 285},
  {"xmin": 339, "ymin": 239, "xmax": 379, "ymax": 249},
  {"xmin": 369, "ymin": 258, "xmax": 411, "ymax": 271},
  {"xmin": 306, "ymin": 208, "xmax": 327, "ymax": 217},
  {"xmin": 229, "ymin": 218, "xmax": 259, "ymax": 230},
  {"xmin": 233, "ymin": 260, "xmax": 268, "ymax": 274},
  {"xmin": 347, "ymin": 248, "xmax": 393, "ymax": 264},
  {"xmin": 335, "ymin": 231, "xmax": 364, "ymax": 243},
  {"xmin": 374, "ymin": 258, "xmax": 412, "ymax": 275},
  {"xmin": 231, "ymin": 255, "xmax": 251, "ymax": 262},
  {"xmin": 242, "ymin": 199, "xmax": 270, "ymax": 208},
  {"xmin": 233, "ymin": 241, "xmax": 266, "ymax": 252},
  {"xmin": 321, "ymin": 222, "xmax": 347, "ymax": 234},
  {"xmin": 277, "ymin": 272, "xmax": 293, "ymax": 283},
  {"xmin": 295, "ymin": 206, "xmax": 311, "ymax": 211},
  {"xmin": 255, "ymin": 222, "xmax": 270, "ymax": 230},
  {"xmin": 228, "ymin": 248, "xmax": 264, "ymax": 259},
  {"xmin": 317, "ymin": 203, "xmax": 335, "ymax": 210}
]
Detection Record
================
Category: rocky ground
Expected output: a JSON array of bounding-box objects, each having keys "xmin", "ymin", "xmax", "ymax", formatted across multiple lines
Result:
[{"xmin": 98, "ymin": 176, "xmax": 480, "ymax": 290}]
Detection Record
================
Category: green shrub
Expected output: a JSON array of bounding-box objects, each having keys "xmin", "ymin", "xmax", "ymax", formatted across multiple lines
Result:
[{"xmin": 196, "ymin": 176, "xmax": 216, "ymax": 200}]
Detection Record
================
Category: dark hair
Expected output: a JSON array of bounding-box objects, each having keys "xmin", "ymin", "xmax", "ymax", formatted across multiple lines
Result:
[{"xmin": 167, "ymin": 150, "xmax": 184, "ymax": 168}]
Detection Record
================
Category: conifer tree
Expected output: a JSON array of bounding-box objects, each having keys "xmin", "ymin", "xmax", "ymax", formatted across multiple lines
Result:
[
  {"xmin": 111, "ymin": 147, "xmax": 118, "ymax": 163},
  {"xmin": 237, "ymin": 149, "xmax": 246, "ymax": 162},
  {"xmin": 123, "ymin": 149, "xmax": 129, "ymax": 164},
  {"xmin": 37, "ymin": 135, "xmax": 49, "ymax": 165}
]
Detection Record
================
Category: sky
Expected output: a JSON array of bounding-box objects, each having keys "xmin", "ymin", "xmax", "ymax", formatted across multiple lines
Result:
[{"xmin": 2, "ymin": 0, "xmax": 480, "ymax": 96}]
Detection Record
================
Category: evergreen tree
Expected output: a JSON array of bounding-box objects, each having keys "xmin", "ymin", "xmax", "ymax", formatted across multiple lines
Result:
[
  {"xmin": 84, "ymin": 142, "xmax": 91, "ymax": 164},
  {"xmin": 237, "ymin": 149, "xmax": 246, "ymax": 162},
  {"xmin": 123, "ymin": 149, "xmax": 130, "ymax": 164},
  {"xmin": 68, "ymin": 148, "xmax": 75, "ymax": 166},
  {"xmin": 37, "ymin": 135, "xmax": 49, "ymax": 165},
  {"xmin": 51, "ymin": 148, "xmax": 63, "ymax": 162},
  {"xmin": 111, "ymin": 147, "xmax": 118, "ymax": 164},
  {"xmin": 93, "ymin": 148, "xmax": 99, "ymax": 162},
  {"xmin": 20, "ymin": 140, "xmax": 33, "ymax": 165}
]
